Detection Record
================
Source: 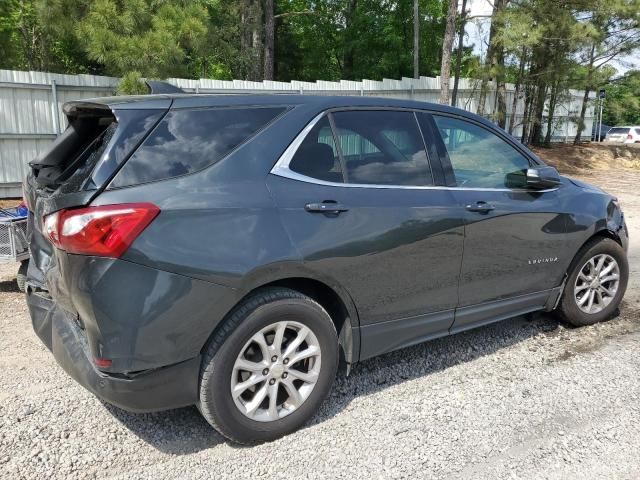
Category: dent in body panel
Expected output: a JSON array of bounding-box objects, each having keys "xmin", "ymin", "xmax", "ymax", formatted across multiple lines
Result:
[
  {"xmin": 60, "ymin": 255, "xmax": 238, "ymax": 372},
  {"xmin": 560, "ymin": 181, "xmax": 620, "ymax": 264}
]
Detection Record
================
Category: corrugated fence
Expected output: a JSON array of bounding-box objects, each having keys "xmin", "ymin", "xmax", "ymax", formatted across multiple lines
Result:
[{"xmin": 0, "ymin": 69, "xmax": 595, "ymax": 198}]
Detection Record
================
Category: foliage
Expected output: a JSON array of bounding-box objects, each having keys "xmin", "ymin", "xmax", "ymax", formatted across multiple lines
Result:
[
  {"xmin": 602, "ymin": 70, "xmax": 640, "ymax": 126},
  {"xmin": 1, "ymin": 0, "xmax": 450, "ymax": 82},
  {"xmin": 116, "ymin": 71, "xmax": 148, "ymax": 95},
  {"xmin": 0, "ymin": 0, "xmax": 639, "ymax": 146}
]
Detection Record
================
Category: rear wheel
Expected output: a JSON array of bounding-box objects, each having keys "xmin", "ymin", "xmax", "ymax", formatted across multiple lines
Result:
[
  {"xmin": 16, "ymin": 260, "xmax": 28, "ymax": 293},
  {"xmin": 198, "ymin": 287, "xmax": 339, "ymax": 444},
  {"xmin": 559, "ymin": 237, "xmax": 628, "ymax": 326}
]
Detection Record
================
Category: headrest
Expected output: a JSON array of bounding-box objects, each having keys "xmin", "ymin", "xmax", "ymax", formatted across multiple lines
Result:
[{"xmin": 290, "ymin": 142, "xmax": 336, "ymax": 174}]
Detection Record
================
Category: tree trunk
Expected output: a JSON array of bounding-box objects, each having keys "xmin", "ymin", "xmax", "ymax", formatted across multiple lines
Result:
[
  {"xmin": 343, "ymin": 0, "xmax": 358, "ymax": 78},
  {"xmin": 439, "ymin": 0, "xmax": 457, "ymax": 105},
  {"xmin": 520, "ymin": 84, "xmax": 534, "ymax": 144},
  {"xmin": 477, "ymin": 0, "xmax": 506, "ymax": 116},
  {"xmin": 451, "ymin": 0, "xmax": 468, "ymax": 107},
  {"xmin": 530, "ymin": 82, "xmax": 548, "ymax": 146},
  {"xmin": 263, "ymin": 0, "xmax": 274, "ymax": 80},
  {"xmin": 495, "ymin": 44, "xmax": 506, "ymax": 128},
  {"xmin": 508, "ymin": 47, "xmax": 527, "ymax": 135},
  {"xmin": 239, "ymin": 0, "xmax": 263, "ymax": 80},
  {"xmin": 573, "ymin": 42, "xmax": 596, "ymax": 144},
  {"xmin": 544, "ymin": 81, "xmax": 559, "ymax": 146},
  {"xmin": 413, "ymin": 0, "xmax": 419, "ymax": 79}
]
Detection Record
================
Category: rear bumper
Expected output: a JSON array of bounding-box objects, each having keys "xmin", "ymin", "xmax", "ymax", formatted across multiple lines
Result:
[{"xmin": 26, "ymin": 288, "xmax": 200, "ymax": 412}]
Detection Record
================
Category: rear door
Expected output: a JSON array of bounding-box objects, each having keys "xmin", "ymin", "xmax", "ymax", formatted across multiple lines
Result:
[
  {"xmin": 268, "ymin": 109, "xmax": 465, "ymax": 360},
  {"xmin": 423, "ymin": 113, "xmax": 568, "ymax": 332}
]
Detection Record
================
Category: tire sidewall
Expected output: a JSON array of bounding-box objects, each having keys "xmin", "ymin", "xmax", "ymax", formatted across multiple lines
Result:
[
  {"xmin": 561, "ymin": 238, "xmax": 628, "ymax": 326},
  {"xmin": 201, "ymin": 297, "xmax": 338, "ymax": 443}
]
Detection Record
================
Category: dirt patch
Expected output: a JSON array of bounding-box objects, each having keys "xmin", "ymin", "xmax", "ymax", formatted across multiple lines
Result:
[
  {"xmin": 0, "ymin": 198, "xmax": 22, "ymax": 209},
  {"xmin": 548, "ymin": 304, "xmax": 640, "ymax": 363},
  {"xmin": 532, "ymin": 143, "xmax": 640, "ymax": 174}
]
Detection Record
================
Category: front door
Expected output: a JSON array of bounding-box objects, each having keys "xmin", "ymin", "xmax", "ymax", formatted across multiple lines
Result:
[
  {"xmin": 426, "ymin": 113, "xmax": 568, "ymax": 331},
  {"xmin": 268, "ymin": 109, "xmax": 465, "ymax": 359}
]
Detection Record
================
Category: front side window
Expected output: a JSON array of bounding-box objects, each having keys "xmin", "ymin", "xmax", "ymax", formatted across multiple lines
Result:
[
  {"xmin": 330, "ymin": 110, "xmax": 433, "ymax": 186},
  {"xmin": 432, "ymin": 115, "xmax": 531, "ymax": 189}
]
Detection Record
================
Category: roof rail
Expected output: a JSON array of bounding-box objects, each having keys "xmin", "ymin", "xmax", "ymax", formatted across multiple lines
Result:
[{"xmin": 145, "ymin": 80, "xmax": 185, "ymax": 94}]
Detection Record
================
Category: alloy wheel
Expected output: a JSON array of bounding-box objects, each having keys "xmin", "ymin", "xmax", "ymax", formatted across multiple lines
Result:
[
  {"xmin": 574, "ymin": 253, "xmax": 620, "ymax": 314},
  {"xmin": 230, "ymin": 321, "xmax": 322, "ymax": 422}
]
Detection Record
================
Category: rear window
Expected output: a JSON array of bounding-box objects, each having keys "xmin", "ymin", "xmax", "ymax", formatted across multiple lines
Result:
[
  {"xmin": 608, "ymin": 127, "xmax": 630, "ymax": 135},
  {"xmin": 111, "ymin": 106, "xmax": 286, "ymax": 187}
]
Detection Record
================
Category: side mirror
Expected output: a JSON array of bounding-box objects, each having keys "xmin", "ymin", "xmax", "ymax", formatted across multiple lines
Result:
[{"xmin": 506, "ymin": 166, "xmax": 562, "ymax": 190}]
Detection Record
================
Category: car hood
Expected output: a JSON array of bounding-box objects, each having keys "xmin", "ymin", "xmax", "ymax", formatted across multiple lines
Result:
[{"xmin": 565, "ymin": 176, "xmax": 606, "ymax": 195}]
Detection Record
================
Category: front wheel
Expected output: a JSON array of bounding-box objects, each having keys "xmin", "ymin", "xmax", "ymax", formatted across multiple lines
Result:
[
  {"xmin": 558, "ymin": 237, "xmax": 628, "ymax": 326},
  {"xmin": 198, "ymin": 287, "xmax": 339, "ymax": 444}
]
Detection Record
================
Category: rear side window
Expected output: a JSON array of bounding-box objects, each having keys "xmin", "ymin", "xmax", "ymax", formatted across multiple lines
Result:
[
  {"xmin": 289, "ymin": 116, "xmax": 344, "ymax": 183},
  {"xmin": 111, "ymin": 106, "xmax": 285, "ymax": 187}
]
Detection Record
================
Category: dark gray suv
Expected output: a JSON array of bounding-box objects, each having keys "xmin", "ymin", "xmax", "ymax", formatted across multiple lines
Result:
[{"xmin": 23, "ymin": 95, "xmax": 628, "ymax": 444}]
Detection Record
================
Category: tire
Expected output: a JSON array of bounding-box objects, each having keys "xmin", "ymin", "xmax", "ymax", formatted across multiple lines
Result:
[
  {"xmin": 198, "ymin": 287, "xmax": 339, "ymax": 444},
  {"xmin": 16, "ymin": 260, "xmax": 28, "ymax": 293},
  {"xmin": 558, "ymin": 237, "xmax": 628, "ymax": 326}
]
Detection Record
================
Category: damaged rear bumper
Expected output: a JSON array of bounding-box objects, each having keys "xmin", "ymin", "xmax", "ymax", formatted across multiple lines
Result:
[{"xmin": 26, "ymin": 287, "xmax": 200, "ymax": 413}]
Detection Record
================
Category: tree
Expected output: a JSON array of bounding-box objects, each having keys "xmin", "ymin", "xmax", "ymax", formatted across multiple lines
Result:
[
  {"xmin": 264, "ymin": 0, "xmax": 275, "ymax": 80},
  {"xmin": 572, "ymin": 0, "xmax": 640, "ymax": 143},
  {"xmin": 476, "ymin": 0, "xmax": 507, "ymax": 123},
  {"xmin": 77, "ymin": 0, "xmax": 209, "ymax": 78},
  {"xmin": 602, "ymin": 70, "xmax": 640, "ymax": 126},
  {"xmin": 414, "ymin": 0, "xmax": 419, "ymax": 78},
  {"xmin": 0, "ymin": 0, "xmax": 84, "ymax": 72},
  {"xmin": 450, "ymin": 0, "xmax": 468, "ymax": 107},
  {"xmin": 439, "ymin": 0, "xmax": 457, "ymax": 104}
]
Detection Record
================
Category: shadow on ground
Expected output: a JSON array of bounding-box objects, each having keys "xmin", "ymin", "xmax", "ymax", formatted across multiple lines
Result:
[
  {"xmin": 104, "ymin": 403, "xmax": 226, "ymax": 454},
  {"xmin": 0, "ymin": 278, "xmax": 20, "ymax": 293},
  {"xmin": 102, "ymin": 306, "xmax": 640, "ymax": 454},
  {"xmin": 105, "ymin": 311, "xmax": 568, "ymax": 454}
]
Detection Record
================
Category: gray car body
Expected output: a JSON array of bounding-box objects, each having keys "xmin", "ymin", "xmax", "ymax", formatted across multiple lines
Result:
[{"xmin": 23, "ymin": 94, "xmax": 628, "ymax": 412}]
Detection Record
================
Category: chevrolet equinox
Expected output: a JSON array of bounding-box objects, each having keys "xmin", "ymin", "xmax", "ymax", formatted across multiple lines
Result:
[{"xmin": 23, "ymin": 95, "xmax": 628, "ymax": 444}]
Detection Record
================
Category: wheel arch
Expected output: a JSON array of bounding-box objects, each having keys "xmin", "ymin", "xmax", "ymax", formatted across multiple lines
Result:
[
  {"xmin": 202, "ymin": 273, "xmax": 361, "ymax": 368},
  {"xmin": 551, "ymin": 227, "xmax": 625, "ymax": 310}
]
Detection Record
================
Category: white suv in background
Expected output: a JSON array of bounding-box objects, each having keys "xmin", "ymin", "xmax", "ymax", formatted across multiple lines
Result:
[{"xmin": 605, "ymin": 126, "xmax": 640, "ymax": 143}]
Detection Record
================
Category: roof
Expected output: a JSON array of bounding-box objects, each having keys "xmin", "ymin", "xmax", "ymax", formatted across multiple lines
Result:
[{"xmin": 64, "ymin": 93, "xmax": 496, "ymax": 129}]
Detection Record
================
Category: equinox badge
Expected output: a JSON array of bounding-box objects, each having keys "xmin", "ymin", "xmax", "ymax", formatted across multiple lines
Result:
[{"xmin": 528, "ymin": 257, "xmax": 559, "ymax": 265}]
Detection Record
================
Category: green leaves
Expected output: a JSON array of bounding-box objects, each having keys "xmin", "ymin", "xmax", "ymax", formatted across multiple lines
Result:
[
  {"xmin": 78, "ymin": 0, "xmax": 209, "ymax": 78},
  {"xmin": 602, "ymin": 70, "xmax": 640, "ymax": 126}
]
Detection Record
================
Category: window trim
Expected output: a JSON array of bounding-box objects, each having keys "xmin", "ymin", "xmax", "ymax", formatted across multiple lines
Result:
[{"xmin": 270, "ymin": 109, "xmax": 557, "ymax": 193}]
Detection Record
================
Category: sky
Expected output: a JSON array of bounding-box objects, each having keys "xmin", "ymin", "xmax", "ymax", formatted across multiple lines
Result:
[{"xmin": 464, "ymin": 0, "xmax": 640, "ymax": 75}]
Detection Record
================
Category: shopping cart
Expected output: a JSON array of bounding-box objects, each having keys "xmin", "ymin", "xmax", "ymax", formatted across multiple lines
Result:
[{"xmin": 0, "ymin": 205, "xmax": 29, "ymax": 292}]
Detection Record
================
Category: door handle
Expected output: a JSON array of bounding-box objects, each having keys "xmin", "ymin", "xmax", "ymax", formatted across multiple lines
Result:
[
  {"xmin": 305, "ymin": 201, "xmax": 349, "ymax": 214},
  {"xmin": 465, "ymin": 201, "xmax": 495, "ymax": 213}
]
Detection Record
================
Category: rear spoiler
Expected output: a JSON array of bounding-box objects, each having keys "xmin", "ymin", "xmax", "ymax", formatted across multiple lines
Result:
[{"xmin": 145, "ymin": 81, "xmax": 185, "ymax": 94}]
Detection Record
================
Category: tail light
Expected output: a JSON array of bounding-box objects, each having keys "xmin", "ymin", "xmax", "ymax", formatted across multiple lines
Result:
[
  {"xmin": 628, "ymin": 134, "xmax": 633, "ymax": 140},
  {"xmin": 43, "ymin": 203, "xmax": 159, "ymax": 257},
  {"xmin": 94, "ymin": 358, "xmax": 113, "ymax": 369}
]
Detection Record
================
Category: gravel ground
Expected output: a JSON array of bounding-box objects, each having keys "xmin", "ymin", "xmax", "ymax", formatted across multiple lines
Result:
[{"xmin": 2, "ymin": 170, "xmax": 640, "ymax": 479}]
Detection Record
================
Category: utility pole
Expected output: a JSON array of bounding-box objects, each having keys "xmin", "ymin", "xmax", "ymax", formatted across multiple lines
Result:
[
  {"xmin": 597, "ymin": 89, "xmax": 606, "ymax": 142},
  {"xmin": 413, "ymin": 0, "xmax": 419, "ymax": 79}
]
